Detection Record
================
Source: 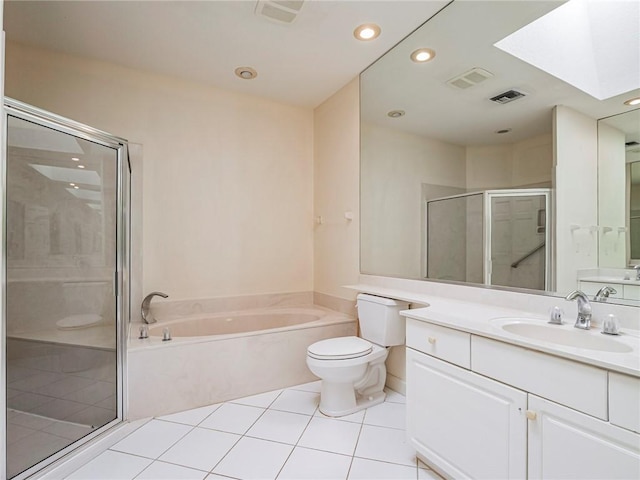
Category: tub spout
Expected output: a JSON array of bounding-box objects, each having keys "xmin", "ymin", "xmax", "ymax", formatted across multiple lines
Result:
[{"xmin": 141, "ymin": 291, "xmax": 169, "ymax": 324}]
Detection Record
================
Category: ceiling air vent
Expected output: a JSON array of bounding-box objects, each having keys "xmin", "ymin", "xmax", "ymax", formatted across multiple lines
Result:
[
  {"xmin": 447, "ymin": 68, "xmax": 493, "ymax": 90},
  {"xmin": 626, "ymin": 141, "xmax": 640, "ymax": 152},
  {"xmin": 490, "ymin": 89, "xmax": 526, "ymax": 104},
  {"xmin": 255, "ymin": 1, "xmax": 305, "ymax": 24}
]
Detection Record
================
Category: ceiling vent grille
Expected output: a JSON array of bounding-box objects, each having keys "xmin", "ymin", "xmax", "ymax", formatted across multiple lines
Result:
[
  {"xmin": 255, "ymin": 1, "xmax": 305, "ymax": 24},
  {"xmin": 490, "ymin": 89, "xmax": 526, "ymax": 104},
  {"xmin": 447, "ymin": 68, "xmax": 493, "ymax": 89}
]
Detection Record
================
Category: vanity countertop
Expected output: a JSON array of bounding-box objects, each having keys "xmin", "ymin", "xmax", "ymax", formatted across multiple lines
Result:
[
  {"xmin": 346, "ymin": 284, "xmax": 640, "ymax": 378},
  {"xmin": 579, "ymin": 276, "xmax": 640, "ymax": 285}
]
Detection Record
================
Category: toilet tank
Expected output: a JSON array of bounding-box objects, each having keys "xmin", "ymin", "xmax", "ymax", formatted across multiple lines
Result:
[{"xmin": 356, "ymin": 293, "xmax": 409, "ymax": 346}]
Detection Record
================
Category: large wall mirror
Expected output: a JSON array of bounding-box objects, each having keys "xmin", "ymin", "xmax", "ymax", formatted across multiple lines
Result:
[{"xmin": 360, "ymin": 0, "xmax": 640, "ymax": 306}]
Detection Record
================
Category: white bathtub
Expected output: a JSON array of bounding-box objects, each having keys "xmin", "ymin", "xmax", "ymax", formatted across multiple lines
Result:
[
  {"xmin": 127, "ymin": 305, "xmax": 356, "ymax": 419},
  {"xmin": 146, "ymin": 307, "xmax": 333, "ymax": 339}
]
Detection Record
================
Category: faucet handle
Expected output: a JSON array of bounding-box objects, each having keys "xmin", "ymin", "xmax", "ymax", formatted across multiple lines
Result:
[
  {"xmin": 548, "ymin": 306, "xmax": 564, "ymax": 325},
  {"xmin": 602, "ymin": 314, "xmax": 620, "ymax": 336}
]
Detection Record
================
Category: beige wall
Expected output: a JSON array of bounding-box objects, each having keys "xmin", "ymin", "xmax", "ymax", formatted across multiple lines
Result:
[
  {"xmin": 5, "ymin": 42, "xmax": 314, "ymax": 304},
  {"xmin": 554, "ymin": 105, "xmax": 599, "ymax": 292},
  {"xmin": 361, "ymin": 123, "xmax": 466, "ymax": 278},
  {"xmin": 313, "ymin": 79, "xmax": 360, "ymax": 301},
  {"xmin": 466, "ymin": 134, "xmax": 553, "ymax": 190}
]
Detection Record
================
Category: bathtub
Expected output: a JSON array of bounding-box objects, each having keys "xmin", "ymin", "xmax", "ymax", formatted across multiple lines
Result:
[
  {"xmin": 146, "ymin": 307, "xmax": 331, "ymax": 339},
  {"xmin": 127, "ymin": 305, "xmax": 356, "ymax": 419}
]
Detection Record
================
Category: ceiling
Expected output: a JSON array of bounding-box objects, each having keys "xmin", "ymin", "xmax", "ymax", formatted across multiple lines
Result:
[
  {"xmin": 360, "ymin": 1, "xmax": 640, "ymax": 147},
  {"xmin": 3, "ymin": 0, "xmax": 449, "ymax": 108}
]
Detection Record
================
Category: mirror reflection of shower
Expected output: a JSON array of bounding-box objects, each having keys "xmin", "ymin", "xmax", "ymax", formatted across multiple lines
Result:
[
  {"xmin": 426, "ymin": 189, "xmax": 551, "ymax": 291},
  {"xmin": 4, "ymin": 103, "xmax": 127, "ymax": 479}
]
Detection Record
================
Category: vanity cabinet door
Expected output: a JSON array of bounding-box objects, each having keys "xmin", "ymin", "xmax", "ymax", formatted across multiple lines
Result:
[
  {"xmin": 406, "ymin": 348, "xmax": 527, "ymax": 479},
  {"xmin": 528, "ymin": 395, "xmax": 640, "ymax": 479}
]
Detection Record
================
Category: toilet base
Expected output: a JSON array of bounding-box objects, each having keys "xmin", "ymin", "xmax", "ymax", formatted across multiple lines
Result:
[{"xmin": 318, "ymin": 387, "xmax": 386, "ymax": 417}]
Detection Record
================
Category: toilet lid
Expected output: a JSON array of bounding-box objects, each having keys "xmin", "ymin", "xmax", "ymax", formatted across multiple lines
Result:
[
  {"xmin": 56, "ymin": 314, "xmax": 103, "ymax": 330},
  {"xmin": 307, "ymin": 336, "xmax": 373, "ymax": 360}
]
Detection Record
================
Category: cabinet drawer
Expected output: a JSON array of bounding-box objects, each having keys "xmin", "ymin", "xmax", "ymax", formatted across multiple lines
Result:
[
  {"xmin": 472, "ymin": 336, "xmax": 608, "ymax": 419},
  {"xmin": 610, "ymin": 372, "xmax": 640, "ymax": 433},
  {"xmin": 623, "ymin": 284, "xmax": 640, "ymax": 301},
  {"xmin": 406, "ymin": 318, "xmax": 470, "ymax": 368}
]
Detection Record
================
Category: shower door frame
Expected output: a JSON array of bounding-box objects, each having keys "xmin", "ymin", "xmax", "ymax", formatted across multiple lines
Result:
[
  {"xmin": 482, "ymin": 188, "xmax": 552, "ymax": 291},
  {"xmin": 1, "ymin": 98, "xmax": 130, "ymax": 479}
]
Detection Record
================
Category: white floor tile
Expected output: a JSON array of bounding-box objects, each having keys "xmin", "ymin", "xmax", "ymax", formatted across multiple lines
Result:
[
  {"xmin": 213, "ymin": 437, "xmax": 293, "ymax": 480},
  {"xmin": 199, "ymin": 403, "xmax": 265, "ymax": 434},
  {"xmin": 278, "ymin": 446, "xmax": 351, "ymax": 480},
  {"xmin": 270, "ymin": 389, "xmax": 319, "ymax": 415},
  {"xmin": 7, "ymin": 410, "xmax": 54, "ymax": 430},
  {"xmin": 230, "ymin": 389, "xmax": 282, "ymax": 408},
  {"xmin": 355, "ymin": 425, "xmax": 416, "ymax": 467},
  {"xmin": 348, "ymin": 457, "xmax": 417, "ymax": 480},
  {"xmin": 289, "ymin": 380, "xmax": 322, "ymax": 393},
  {"xmin": 314, "ymin": 408, "xmax": 365, "ymax": 424},
  {"xmin": 383, "ymin": 388, "xmax": 406, "ymax": 404},
  {"xmin": 363, "ymin": 402, "xmax": 406, "ymax": 430},
  {"xmin": 159, "ymin": 427, "xmax": 240, "ymax": 472},
  {"xmin": 66, "ymin": 450, "xmax": 152, "ymax": 480},
  {"xmin": 111, "ymin": 420, "xmax": 192, "ymax": 459},
  {"xmin": 7, "ymin": 431, "xmax": 72, "ymax": 478},
  {"xmin": 158, "ymin": 403, "xmax": 221, "ymax": 426},
  {"xmin": 43, "ymin": 420, "xmax": 94, "ymax": 440},
  {"xmin": 6, "ymin": 424, "xmax": 37, "ymax": 445},
  {"xmin": 245, "ymin": 409, "xmax": 311, "ymax": 445},
  {"xmin": 136, "ymin": 460, "xmax": 208, "ymax": 479},
  {"xmin": 64, "ymin": 381, "xmax": 115, "ymax": 405},
  {"xmin": 297, "ymin": 417, "xmax": 361, "ymax": 456}
]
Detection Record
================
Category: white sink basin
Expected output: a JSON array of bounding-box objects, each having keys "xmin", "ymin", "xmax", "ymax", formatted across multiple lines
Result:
[{"xmin": 494, "ymin": 318, "xmax": 633, "ymax": 353}]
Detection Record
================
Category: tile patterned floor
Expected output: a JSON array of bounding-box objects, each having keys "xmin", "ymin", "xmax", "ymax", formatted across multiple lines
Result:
[{"xmin": 65, "ymin": 382, "xmax": 443, "ymax": 480}]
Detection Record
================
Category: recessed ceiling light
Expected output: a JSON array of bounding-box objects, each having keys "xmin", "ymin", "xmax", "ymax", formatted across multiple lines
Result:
[
  {"xmin": 624, "ymin": 97, "xmax": 640, "ymax": 106},
  {"xmin": 387, "ymin": 110, "xmax": 405, "ymax": 118},
  {"xmin": 71, "ymin": 157, "xmax": 80, "ymax": 161},
  {"xmin": 354, "ymin": 24, "xmax": 381, "ymax": 41},
  {"xmin": 69, "ymin": 183, "xmax": 76, "ymax": 187},
  {"xmin": 410, "ymin": 48, "xmax": 436, "ymax": 63},
  {"xmin": 235, "ymin": 67, "xmax": 257, "ymax": 80},
  {"xmin": 77, "ymin": 165, "xmax": 85, "ymax": 169}
]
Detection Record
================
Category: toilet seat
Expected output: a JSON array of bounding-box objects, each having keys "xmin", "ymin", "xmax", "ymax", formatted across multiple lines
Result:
[{"xmin": 307, "ymin": 336, "xmax": 373, "ymax": 360}]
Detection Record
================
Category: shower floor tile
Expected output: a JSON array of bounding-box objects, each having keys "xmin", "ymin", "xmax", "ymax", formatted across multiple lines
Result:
[{"xmin": 60, "ymin": 384, "xmax": 446, "ymax": 480}]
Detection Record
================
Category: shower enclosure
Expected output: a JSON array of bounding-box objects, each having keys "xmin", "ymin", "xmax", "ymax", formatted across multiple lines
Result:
[
  {"xmin": 2, "ymin": 99, "xmax": 130, "ymax": 479},
  {"xmin": 426, "ymin": 189, "xmax": 551, "ymax": 291}
]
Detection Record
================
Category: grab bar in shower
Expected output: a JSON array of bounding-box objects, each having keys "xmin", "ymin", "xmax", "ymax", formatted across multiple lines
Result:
[{"xmin": 511, "ymin": 242, "xmax": 545, "ymax": 268}]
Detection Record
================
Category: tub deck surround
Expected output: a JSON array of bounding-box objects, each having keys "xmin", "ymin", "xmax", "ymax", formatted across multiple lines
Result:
[
  {"xmin": 129, "ymin": 305, "xmax": 354, "ymax": 348},
  {"xmin": 346, "ymin": 284, "xmax": 640, "ymax": 377},
  {"xmin": 127, "ymin": 305, "xmax": 356, "ymax": 419}
]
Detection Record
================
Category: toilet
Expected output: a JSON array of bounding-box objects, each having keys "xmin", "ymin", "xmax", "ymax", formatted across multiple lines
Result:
[{"xmin": 306, "ymin": 293, "xmax": 409, "ymax": 417}]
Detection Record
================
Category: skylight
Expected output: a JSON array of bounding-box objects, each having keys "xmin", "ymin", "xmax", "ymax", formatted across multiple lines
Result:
[
  {"xmin": 494, "ymin": 0, "xmax": 640, "ymax": 101},
  {"xmin": 30, "ymin": 164, "xmax": 101, "ymax": 186}
]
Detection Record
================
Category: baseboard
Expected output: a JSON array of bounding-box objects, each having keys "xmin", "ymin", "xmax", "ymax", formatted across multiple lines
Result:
[{"xmin": 385, "ymin": 373, "xmax": 406, "ymax": 395}]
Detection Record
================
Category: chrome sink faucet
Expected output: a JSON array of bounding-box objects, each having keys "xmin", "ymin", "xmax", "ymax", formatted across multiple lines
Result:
[
  {"xmin": 634, "ymin": 265, "xmax": 640, "ymax": 281},
  {"xmin": 594, "ymin": 286, "xmax": 617, "ymax": 302},
  {"xmin": 565, "ymin": 290, "xmax": 592, "ymax": 330},
  {"xmin": 141, "ymin": 291, "xmax": 169, "ymax": 324}
]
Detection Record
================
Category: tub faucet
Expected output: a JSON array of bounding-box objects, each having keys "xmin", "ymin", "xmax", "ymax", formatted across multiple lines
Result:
[
  {"xmin": 141, "ymin": 291, "xmax": 168, "ymax": 324},
  {"xmin": 565, "ymin": 290, "xmax": 592, "ymax": 330},
  {"xmin": 594, "ymin": 286, "xmax": 616, "ymax": 302}
]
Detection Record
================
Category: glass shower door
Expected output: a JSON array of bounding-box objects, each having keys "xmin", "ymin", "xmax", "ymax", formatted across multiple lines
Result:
[{"xmin": 4, "ymin": 111, "xmax": 123, "ymax": 478}]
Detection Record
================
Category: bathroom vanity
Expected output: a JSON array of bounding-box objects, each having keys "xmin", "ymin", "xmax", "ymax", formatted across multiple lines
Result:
[{"xmin": 402, "ymin": 301, "xmax": 640, "ymax": 479}]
